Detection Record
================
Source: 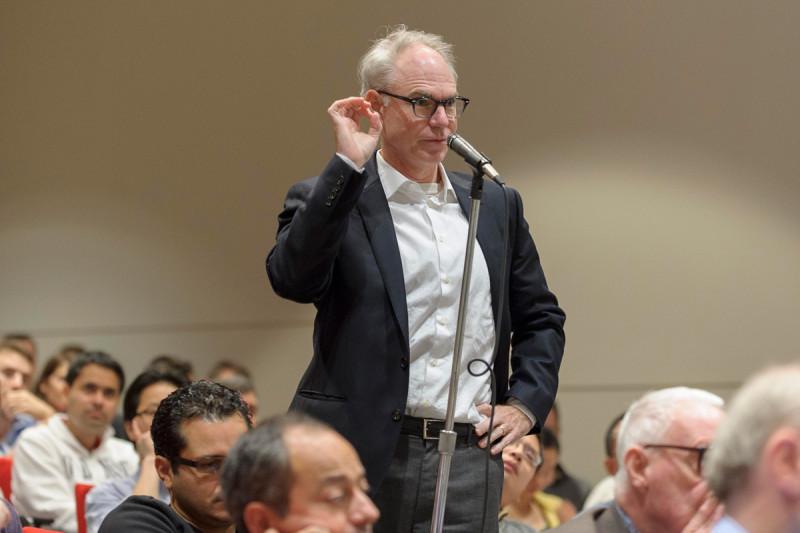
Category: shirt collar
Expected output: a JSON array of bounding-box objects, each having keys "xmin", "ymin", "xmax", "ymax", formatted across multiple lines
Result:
[
  {"xmin": 376, "ymin": 151, "xmax": 457, "ymax": 204},
  {"xmin": 615, "ymin": 501, "xmax": 642, "ymax": 533}
]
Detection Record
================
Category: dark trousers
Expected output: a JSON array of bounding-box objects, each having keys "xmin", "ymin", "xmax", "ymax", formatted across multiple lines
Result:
[{"xmin": 373, "ymin": 433, "xmax": 503, "ymax": 533}]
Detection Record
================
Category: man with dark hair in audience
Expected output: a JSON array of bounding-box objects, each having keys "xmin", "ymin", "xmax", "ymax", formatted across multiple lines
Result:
[
  {"xmin": 99, "ymin": 380, "xmax": 252, "ymax": 533},
  {"xmin": 0, "ymin": 341, "xmax": 56, "ymax": 423},
  {"xmin": 705, "ymin": 363, "xmax": 800, "ymax": 533},
  {"xmin": 220, "ymin": 411, "xmax": 380, "ymax": 533},
  {"xmin": 543, "ymin": 403, "xmax": 592, "ymax": 510},
  {"xmin": 583, "ymin": 412, "xmax": 625, "ymax": 510},
  {"xmin": 85, "ymin": 368, "xmax": 190, "ymax": 533},
  {"xmin": 148, "ymin": 354, "xmax": 195, "ymax": 382},
  {"xmin": 11, "ymin": 351, "xmax": 139, "ymax": 533},
  {"xmin": 550, "ymin": 387, "xmax": 725, "ymax": 533}
]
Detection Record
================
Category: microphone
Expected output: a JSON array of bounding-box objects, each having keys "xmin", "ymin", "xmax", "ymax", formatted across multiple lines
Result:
[{"xmin": 446, "ymin": 133, "xmax": 504, "ymax": 185}]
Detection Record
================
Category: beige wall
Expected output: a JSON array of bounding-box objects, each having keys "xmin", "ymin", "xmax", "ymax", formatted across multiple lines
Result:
[{"xmin": 2, "ymin": 1, "xmax": 799, "ymax": 485}]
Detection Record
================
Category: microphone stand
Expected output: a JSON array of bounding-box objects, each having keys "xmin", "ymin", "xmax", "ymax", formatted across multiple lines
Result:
[{"xmin": 430, "ymin": 165, "xmax": 486, "ymax": 533}]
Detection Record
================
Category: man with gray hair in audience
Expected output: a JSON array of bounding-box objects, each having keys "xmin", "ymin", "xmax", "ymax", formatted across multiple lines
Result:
[
  {"xmin": 705, "ymin": 363, "xmax": 800, "ymax": 533},
  {"xmin": 220, "ymin": 412, "xmax": 380, "ymax": 533},
  {"xmin": 551, "ymin": 387, "xmax": 725, "ymax": 533}
]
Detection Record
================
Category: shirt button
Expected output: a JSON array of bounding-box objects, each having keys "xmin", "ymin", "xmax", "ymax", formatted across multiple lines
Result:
[
  {"xmin": 426, "ymin": 200, "xmax": 435, "ymax": 208},
  {"xmin": 423, "ymin": 400, "xmax": 431, "ymax": 408},
  {"xmin": 444, "ymin": 276, "xmax": 451, "ymax": 284},
  {"xmin": 400, "ymin": 358, "xmax": 409, "ymax": 370},
  {"xmin": 431, "ymin": 360, "xmax": 439, "ymax": 367},
  {"xmin": 438, "ymin": 236, "xmax": 444, "ymax": 243},
  {"xmin": 392, "ymin": 409, "xmax": 402, "ymax": 421},
  {"xmin": 439, "ymin": 317, "xmax": 447, "ymax": 325}
]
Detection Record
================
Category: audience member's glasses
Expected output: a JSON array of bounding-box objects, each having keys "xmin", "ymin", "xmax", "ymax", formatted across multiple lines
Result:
[
  {"xmin": 135, "ymin": 408, "xmax": 158, "ymax": 419},
  {"xmin": 642, "ymin": 444, "xmax": 710, "ymax": 474},
  {"xmin": 377, "ymin": 90, "xmax": 469, "ymax": 119},
  {"xmin": 508, "ymin": 442, "xmax": 543, "ymax": 468},
  {"xmin": 174, "ymin": 455, "xmax": 226, "ymax": 474}
]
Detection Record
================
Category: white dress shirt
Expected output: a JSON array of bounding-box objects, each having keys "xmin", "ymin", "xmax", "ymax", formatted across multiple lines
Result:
[{"xmin": 377, "ymin": 152, "xmax": 495, "ymax": 424}]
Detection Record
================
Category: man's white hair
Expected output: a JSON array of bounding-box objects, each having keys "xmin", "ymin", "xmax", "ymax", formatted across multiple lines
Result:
[
  {"xmin": 705, "ymin": 363, "xmax": 800, "ymax": 501},
  {"xmin": 615, "ymin": 387, "xmax": 724, "ymax": 489},
  {"xmin": 357, "ymin": 25, "xmax": 457, "ymax": 97}
]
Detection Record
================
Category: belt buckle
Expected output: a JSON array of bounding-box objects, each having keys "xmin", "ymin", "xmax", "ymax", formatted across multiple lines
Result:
[{"xmin": 422, "ymin": 418, "xmax": 441, "ymax": 440}]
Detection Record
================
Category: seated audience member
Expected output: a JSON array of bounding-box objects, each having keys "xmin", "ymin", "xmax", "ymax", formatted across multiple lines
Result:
[
  {"xmin": 212, "ymin": 373, "xmax": 259, "ymax": 424},
  {"xmin": 550, "ymin": 387, "xmax": 725, "ymax": 533},
  {"xmin": 220, "ymin": 412, "xmax": 380, "ymax": 533},
  {"xmin": 85, "ymin": 368, "xmax": 190, "ymax": 533},
  {"xmin": 705, "ymin": 363, "xmax": 800, "ymax": 533},
  {"xmin": 0, "ymin": 341, "xmax": 54, "ymax": 422},
  {"xmin": 582, "ymin": 413, "xmax": 625, "ymax": 510},
  {"xmin": 11, "ymin": 351, "xmax": 139, "ymax": 533},
  {"xmin": 0, "ymin": 335, "xmax": 36, "ymax": 369},
  {"xmin": 99, "ymin": 380, "xmax": 252, "ymax": 533},
  {"xmin": 148, "ymin": 355, "xmax": 195, "ymax": 382},
  {"xmin": 34, "ymin": 345, "xmax": 84, "ymax": 414},
  {"xmin": 0, "ymin": 345, "xmax": 38, "ymax": 455},
  {"xmin": 207, "ymin": 360, "xmax": 252, "ymax": 381},
  {"xmin": 543, "ymin": 403, "xmax": 592, "ymax": 510},
  {"xmin": 0, "ymin": 497, "xmax": 23, "ymax": 533},
  {"xmin": 500, "ymin": 434, "xmax": 543, "ymax": 533},
  {"xmin": 505, "ymin": 428, "xmax": 576, "ymax": 530}
]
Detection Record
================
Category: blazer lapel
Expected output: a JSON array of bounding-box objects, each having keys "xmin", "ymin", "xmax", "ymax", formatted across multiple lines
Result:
[{"xmin": 357, "ymin": 157, "xmax": 410, "ymax": 354}]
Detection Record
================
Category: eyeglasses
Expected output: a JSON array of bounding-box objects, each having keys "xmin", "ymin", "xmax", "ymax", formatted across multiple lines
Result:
[
  {"xmin": 174, "ymin": 455, "xmax": 226, "ymax": 474},
  {"xmin": 507, "ymin": 441, "xmax": 543, "ymax": 469},
  {"xmin": 642, "ymin": 444, "xmax": 710, "ymax": 474},
  {"xmin": 377, "ymin": 90, "xmax": 469, "ymax": 119},
  {"xmin": 135, "ymin": 408, "xmax": 158, "ymax": 419}
]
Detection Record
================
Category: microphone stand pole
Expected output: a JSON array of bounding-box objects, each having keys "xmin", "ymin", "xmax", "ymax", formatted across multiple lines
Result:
[{"xmin": 430, "ymin": 166, "xmax": 485, "ymax": 533}]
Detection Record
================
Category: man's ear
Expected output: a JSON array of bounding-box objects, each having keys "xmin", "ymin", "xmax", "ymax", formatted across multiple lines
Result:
[
  {"xmin": 364, "ymin": 89, "xmax": 383, "ymax": 113},
  {"xmin": 243, "ymin": 501, "xmax": 282, "ymax": 533},
  {"xmin": 764, "ymin": 428, "xmax": 800, "ymax": 499},
  {"xmin": 154, "ymin": 456, "xmax": 174, "ymax": 490},
  {"xmin": 623, "ymin": 446, "xmax": 649, "ymax": 492}
]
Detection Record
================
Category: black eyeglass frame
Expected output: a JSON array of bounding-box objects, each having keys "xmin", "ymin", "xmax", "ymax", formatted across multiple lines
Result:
[
  {"xmin": 173, "ymin": 455, "xmax": 226, "ymax": 474},
  {"xmin": 642, "ymin": 443, "xmax": 710, "ymax": 473},
  {"xmin": 377, "ymin": 90, "xmax": 469, "ymax": 119}
]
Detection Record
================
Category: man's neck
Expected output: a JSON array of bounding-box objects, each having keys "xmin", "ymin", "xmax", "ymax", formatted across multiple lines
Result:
[
  {"xmin": 170, "ymin": 501, "xmax": 234, "ymax": 533},
  {"xmin": 379, "ymin": 149, "xmax": 440, "ymax": 184},
  {"xmin": 64, "ymin": 418, "xmax": 102, "ymax": 451}
]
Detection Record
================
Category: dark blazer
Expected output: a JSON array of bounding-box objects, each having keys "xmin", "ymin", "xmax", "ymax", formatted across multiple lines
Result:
[
  {"xmin": 550, "ymin": 503, "xmax": 628, "ymax": 533},
  {"xmin": 267, "ymin": 153, "xmax": 566, "ymax": 492}
]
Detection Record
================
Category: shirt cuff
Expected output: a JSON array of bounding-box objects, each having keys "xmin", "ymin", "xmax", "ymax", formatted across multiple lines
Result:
[
  {"xmin": 336, "ymin": 153, "xmax": 365, "ymax": 172},
  {"xmin": 507, "ymin": 397, "xmax": 537, "ymax": 429}
]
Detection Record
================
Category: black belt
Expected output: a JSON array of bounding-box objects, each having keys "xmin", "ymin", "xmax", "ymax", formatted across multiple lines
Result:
[{"xmin": 401, "ymin": 416, "xmax": 477, "ymax": 443}]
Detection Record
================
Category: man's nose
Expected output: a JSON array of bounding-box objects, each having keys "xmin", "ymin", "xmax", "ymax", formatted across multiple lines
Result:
[
  {"xmin": 9, "ymin": 372, "xmax": 25, "ymax": 390},
  {"xmin": 429, "ymin": 104, "xmax": 451, "ymax": 127},
  {"xmin": 350, "ymin": 490, "xmax": 380, "ymax": 526}
]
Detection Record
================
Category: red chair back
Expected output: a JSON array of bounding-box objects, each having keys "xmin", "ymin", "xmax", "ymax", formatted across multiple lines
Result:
[
  {"xmin": 74, "ymin": 483, "xmax": 94, "ymax": 533},
  {"xmin": 0, "ymin": 456, "xmax": 12, "ymax": 500}
]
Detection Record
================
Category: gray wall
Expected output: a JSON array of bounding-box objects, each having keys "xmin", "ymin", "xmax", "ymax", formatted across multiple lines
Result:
[{"xmin": 2, "ymin": 1, "xmax": 799, "ymax": 485}]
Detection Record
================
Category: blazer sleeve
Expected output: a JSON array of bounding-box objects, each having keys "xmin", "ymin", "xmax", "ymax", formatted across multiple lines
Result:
[
  {"xmin": 267, "ymin": 155, "xmax": 369, "ymax": 303},
  {"xmin": 504, "ymin": 186, "xmax": 566, "ymax": 430}
]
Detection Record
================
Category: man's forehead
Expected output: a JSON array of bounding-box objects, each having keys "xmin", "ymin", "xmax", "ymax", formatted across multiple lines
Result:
[
  {"xmin": 287, "ymin": 427, "xmax": 366, "ymax": 482},
  {"xmin": 0, "ymin": 349, "xmax": 31, "ymax": 369},
  {"xmin": 72, "ymin": 364, "xmax": 120, "ymax": 390}
]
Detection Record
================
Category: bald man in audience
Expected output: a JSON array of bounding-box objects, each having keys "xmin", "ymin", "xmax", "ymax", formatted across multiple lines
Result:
[
  {"xmin": 550, "ymin": 387, "xmax": 725, "ymax": 533},
  {"xmin": 220, "ymin": 412, "xmax": 380, "ymax": 533},
  {"xmin": 705, "ymin": 363, "xmax": 800, "ymax": 533}
]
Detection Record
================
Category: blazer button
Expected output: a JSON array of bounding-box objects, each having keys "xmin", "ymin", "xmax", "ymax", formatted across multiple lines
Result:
[
  {"xmin": 392, "ymin": 409, "xmax": 402, "ymax": 421},
  {"xmin": 400, "ymin": 358, "xmax": 408, "ymax": 370}
]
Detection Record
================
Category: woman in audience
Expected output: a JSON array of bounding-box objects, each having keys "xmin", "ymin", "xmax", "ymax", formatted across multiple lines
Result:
[
  {"xmin": 504, "ymin": 428, "xmax": 577, "ymax": 530},
  {"xmin": 34, "ymin": 345, "xmax": 82, "ymax": 414}
]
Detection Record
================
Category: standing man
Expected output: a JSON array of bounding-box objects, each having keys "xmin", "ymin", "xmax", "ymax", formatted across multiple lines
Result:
[
  {"xmin": 267, "ymin": 25, "xmax": 566, "ymax": 532},
  {"xmin": 705, "ymin": 363, "xmax": 800, "ymax": 533},
  {"xmin": 11, "ymin": 351, "xmax": 139, "ymax": 533},
  {"xmin": 99, "ymin": 380, "xmax": 252, "ymax": 533}
]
